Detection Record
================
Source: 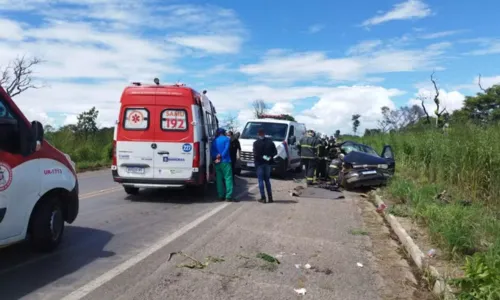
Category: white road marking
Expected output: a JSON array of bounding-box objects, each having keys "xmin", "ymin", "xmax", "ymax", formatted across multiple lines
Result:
[{"xmin": 61, "ymin": 184, "xmax": 258, "ymax": 300}]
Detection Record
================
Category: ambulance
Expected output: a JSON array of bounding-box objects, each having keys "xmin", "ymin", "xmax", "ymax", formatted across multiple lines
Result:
[
  {"xmin": 0, "ymin": 86, "xmax": 79, "ymax": 252},
  {"xmin": 111, "ymin": 80, "xmax": 218, "ymax": 195}
]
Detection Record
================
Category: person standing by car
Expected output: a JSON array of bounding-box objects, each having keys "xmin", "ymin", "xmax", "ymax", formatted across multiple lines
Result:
[
  {"xmin": 297, "ymin": 129, "xmax": 320, "ymax": 185},
  {"xmin": 253, "ymin": 128, "xmax": 277, "ymax": 203},
  {"xmin": 227, "ymin": 130, "xmax": 241, "ymax": 179},
  {"xmin": 211, "ymin": 128, "xmax": 234, "ymax": 201}
]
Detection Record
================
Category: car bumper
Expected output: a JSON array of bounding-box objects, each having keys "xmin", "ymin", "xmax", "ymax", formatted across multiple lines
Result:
[
  {"xmin": 66, "ymin": 180, "xmax": 79, "ymax": 224},
  {"xmin": 343, "ymin": 170, "xmax": 392, "ymax": 188},
  {"xmin": 112, "ymin": 169, "xmax": 203, "ymax": 188}
]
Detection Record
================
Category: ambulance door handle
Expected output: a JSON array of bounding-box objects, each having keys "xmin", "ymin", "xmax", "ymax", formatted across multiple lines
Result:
[{"xmin": 157, "ymin": 151, "xmax": 169, "ymax": 155}]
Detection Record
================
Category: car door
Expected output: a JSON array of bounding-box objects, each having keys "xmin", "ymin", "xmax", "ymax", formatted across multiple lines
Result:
[
  {"xmin": 116, "ymin": 105, "xmax": 155, "ymax": 179},
  {"xmin": 381, "ymin": 145, "xmax": 395, "ymax": 174},
  {"xmin": 287, "ymin": 125, "xmax": 300, "ymax": 167},
  {"xmin": 0, "ymin": 94, "xmax": 41, "ymax": 240},
  {"xmin": 153, "ymin": 104, "xmax": 194, "ymax": 180}
]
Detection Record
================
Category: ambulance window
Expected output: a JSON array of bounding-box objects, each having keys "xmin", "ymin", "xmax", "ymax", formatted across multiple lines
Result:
[
  {"xmin": 123, "ymin": 108, "xmax": 149, "ymax": 130},
  {"xmin": 0, "ymin": 98, "xmax": 14, "ymax": 119},
  {"xmin": 205, "ymin": 112, "xmax": 213, "ymax": 135},
  {"xmin": 161, "ymin": 109, "xmax": 188, "ymax": 131}
]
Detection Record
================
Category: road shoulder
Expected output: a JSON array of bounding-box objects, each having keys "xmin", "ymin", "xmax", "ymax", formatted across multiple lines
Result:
[{"xmin": 108, "ymin": 181, "xmax": 385, "ymax": 300}]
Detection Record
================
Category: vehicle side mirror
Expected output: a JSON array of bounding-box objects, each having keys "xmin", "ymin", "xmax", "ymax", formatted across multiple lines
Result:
[
  {"xmin": 31, "ymin": 121, "xmax": 44, "ymax": 142},
  {"xmin": 288, "ymin": 136, "xmax": 296, "ymax": 145}
]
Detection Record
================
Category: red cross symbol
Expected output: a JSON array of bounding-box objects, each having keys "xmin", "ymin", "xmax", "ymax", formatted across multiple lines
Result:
[{"xmin": 131, "ymin": 114, "xmax": 141, "ymax": 123}]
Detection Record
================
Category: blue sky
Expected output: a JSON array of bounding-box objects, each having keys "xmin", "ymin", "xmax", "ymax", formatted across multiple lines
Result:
[{"xmin": 1, "ymin": 0, "xmax": 499, "ymax": 134}]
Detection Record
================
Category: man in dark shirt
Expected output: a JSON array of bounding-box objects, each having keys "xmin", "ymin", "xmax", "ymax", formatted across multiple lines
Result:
[
  {"xmin": 253, "ymin": 128, "xmax": 277, "ymax": 203},
  {"xmin": 227, "ymin": 131, "xmax": 241, "ymax": 179}
]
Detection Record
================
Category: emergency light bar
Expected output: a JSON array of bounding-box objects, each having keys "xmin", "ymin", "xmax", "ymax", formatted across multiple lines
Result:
[{"xmin": 258, "ymin": 114, "xmax": 289, "ymax": 120}]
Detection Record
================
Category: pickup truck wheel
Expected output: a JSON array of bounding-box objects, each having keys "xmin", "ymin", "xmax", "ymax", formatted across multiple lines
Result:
[
  {"xmin": 124, "ymin": 186, "xmax": 139, "ymax": 195},
  {"xmin": 30, "ymin": 197, "xmax": 64, "ymax": 253}
]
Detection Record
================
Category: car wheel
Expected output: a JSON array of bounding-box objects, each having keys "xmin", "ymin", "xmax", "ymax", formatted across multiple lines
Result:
[
  {"xmin": 124, "ymin": 186, "xmax": 139, "ymax": 195},
  {"xmin": 235, "ymin": 168, "xmax": 242, "ymax": 176},
  {"xmin": 29, "ymin": 197, "xmax": 65, "ymax": 253},
  {"xmin": 294, "ymin": 165, "xmax": 303, "ymax": 173}
]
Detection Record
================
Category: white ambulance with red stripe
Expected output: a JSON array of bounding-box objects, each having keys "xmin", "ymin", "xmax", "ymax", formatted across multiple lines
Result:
[
  {"xmin": 0, "ymin": 86, "xmax": 79, "ymax": 252},
  {"xmin": 111, "ymin": 80, "xmax": 218, "ymax": 195}
]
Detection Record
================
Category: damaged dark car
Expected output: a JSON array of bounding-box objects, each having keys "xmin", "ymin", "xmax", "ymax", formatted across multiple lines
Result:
[{"xmin": 336, "ymin": 141, "xmax": 395, "ymax": 189}]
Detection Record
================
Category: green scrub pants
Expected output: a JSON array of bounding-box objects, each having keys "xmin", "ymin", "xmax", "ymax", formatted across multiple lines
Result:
[{"xmin": 215, "ymin": 162, "xmax": 233, "ymax": 199}]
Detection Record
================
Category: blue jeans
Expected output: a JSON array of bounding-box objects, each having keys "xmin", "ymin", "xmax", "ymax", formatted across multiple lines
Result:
[{"xmin": 256, "ymin": 164, "xmax": 272, "ymax": 199}]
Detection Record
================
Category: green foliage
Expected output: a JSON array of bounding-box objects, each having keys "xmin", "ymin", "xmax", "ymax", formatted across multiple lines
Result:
[
  {"xmin": 44, "ymin": 107, "xmax": 113, "ymax": 172},
  {"xmin": 361, "ymin": 121, "xmax": 500, "ymax": 298},
  {"xmin": 351, "ymin": 114, "xmax": 361, "ymax": 134},
  {"xmin": 460, "ymin": 85, "xmax": 500, "ymax": 124},
  {"xmin": 451, "ymin": 253, "xmax": 500, "ymax": 300}
]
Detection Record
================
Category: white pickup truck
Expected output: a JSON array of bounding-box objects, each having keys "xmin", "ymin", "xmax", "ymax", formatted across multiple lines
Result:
[{"xmin": 238, "ymin": 117, "xmax": 306, "ymax": 177}]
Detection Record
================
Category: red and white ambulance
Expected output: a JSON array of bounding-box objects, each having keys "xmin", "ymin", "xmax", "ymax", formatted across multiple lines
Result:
[
  {"xmin": 0, "ymin": 86, "xmax": 79, "ymax": 252},
  {"xmin": 111, "ymin": 80, "xmax": 218, "ymax": 195}
]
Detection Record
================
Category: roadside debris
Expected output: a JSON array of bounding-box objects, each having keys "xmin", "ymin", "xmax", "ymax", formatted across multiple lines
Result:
[
  {"xmin": 427, "ymin": 249, "xmax": 437, "ymax": 258},
  {"xmin": 376, "ymin": 203, "xmax": 387, "ymax": 213},
  {"xmin": 290, "ymin": 185, "xmax": 305, "ymax": 197},
  {"xmin": 256, "ymin": 252, "xmax": 280, "ymax": 264},
  {"xmin": 295, "ymin": 264, "xmax": 301, "ymax": 269},
  {"xmin": 294, "ymin": 288, "xmax": 307, "ymax": 296},
  {"xmin": 168, "ymin": 251, "xmax": 225, "ymax": 269},
  {"xmin": 357, "ymin": 262, "xmax": 364, "ymax": 268},
  {"xmin": 304, "ymin": 263, "xmax": 311, "ymax": 269},
  {"xmin": 349, "ymin": 228, "xmax": 369, "ymax": 236}
]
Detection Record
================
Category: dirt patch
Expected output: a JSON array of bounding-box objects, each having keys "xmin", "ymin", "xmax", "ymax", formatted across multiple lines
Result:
[{"xmin": 357, "ymin": 197, "xmax": 436, "ymax": 300}]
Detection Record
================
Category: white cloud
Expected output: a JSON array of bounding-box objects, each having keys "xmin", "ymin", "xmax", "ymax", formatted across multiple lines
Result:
[
  {"xmin": 240, "ymin": 42, "xmax": 448, "ymax": 83},
  {"xmin": 362, "ymin": 0, "xmax": 432, "ymax": 27},
  {"xmin": 167, "ymin": 35, "xmax": 242, "ymax": 54},
  {"xmin": 296, "ymin": 86, "xmax": 405, "ymax": 135},
  {"xmin": 419, "ymin": 30, "xmax": 464, "ymax": 39},
  {"xmin": 0, "ymin": 1, "xmax": 246, "ymax": 127},
  {"xmin": 0, "ymin": 18, "xmax": 24, "ymax": 41},
  {"xmin": 409, "ymin": 88, "xmax": 465, "ymax": 113},
  {"xmin": 466, "ymin": 39, "xmax": 500, "ymax": 55},
  {"xmin": 476, "ymin": 75, "xmax": 500, "ymax": 89},
  {"xmin": 346, "ymin": 40, "xmax": 383, "ymax": 55},
  {"xmin": 307, "ymin": 24, "xmax": 325, "ymax": 34}
]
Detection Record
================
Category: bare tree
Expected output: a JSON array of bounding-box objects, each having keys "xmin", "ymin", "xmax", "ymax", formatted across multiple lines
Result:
[
  {"xmin": 430, "ymin": 72, "xmax": 448, "ymax": 128},
  {"xmin": 220, "ymin": 114, "xmax": 239, "ymax": 132},
  {"xmin": 478, "ymin": 73, "xmax": 487, "ymax": 92},
  {"xmin": 0, "ymin": 55, "xmax": 45, "ymax": 98},
  {"xmin": 252, "ymin": 99, "xmax": 268, "ymax": 118},
  {"xmin": 417, "ymin": 93, "xmax": 432, "ymax": 124}
]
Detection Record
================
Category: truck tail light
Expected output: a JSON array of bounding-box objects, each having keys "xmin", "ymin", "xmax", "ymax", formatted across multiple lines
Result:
[
  {"xmin": 112, "ymin": 140, "xmax": 117, "ymax": 168},
  {"xmin": 192, "ymin": 142, "xmax": 200, "ymax": 168}
]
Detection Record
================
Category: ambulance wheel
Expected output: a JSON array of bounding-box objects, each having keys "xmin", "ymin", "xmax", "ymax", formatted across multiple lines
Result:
[
  {"xmin": 294, "ymin": 165, "xmax": 303, "ymax": 173},
  {"xmin": 29, "ymin": 197, "xmax": 65, "ymax": 253},
  {"xmin": 124, "ymin": 186, "xmax": 139, "ymax": 195}
]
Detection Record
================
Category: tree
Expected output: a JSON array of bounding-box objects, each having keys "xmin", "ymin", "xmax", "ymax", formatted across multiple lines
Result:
[
  {"xmin": 352, "ymin": 114, "xmax": 361, "ymax": 135},
  {"xmin": 457, "ymin": 75, "xmax": 500, "ymax": 124},
  {"xmin": 281, "ymin": 114, "xmax": 296, "ymax": 121},
  {"xmin": 0, "ymin": 56, "xmax": 45, "ymax": 97},
  {"xmin": 364, "ymin": 128, "xmax": 382, "ymax": 136},
  {"xmin": 76, "ymin": 107, "xmax": 99, "ymax": 139},
  {"xmin": 252, "ymin": 100, "xmax": 268, "ymax": 118},
  {"xmin": 429, "ymin": 72, "xmax": 448, "ymax": 128},
  {"xmin": 334, "ymin": 130, "xmax": 340, "ymax": 138},
  {"xmin": 220, "ymin": 114, "xmax": 239, "ymax": 132},
  {"xmin": 378, "ymin": 105, "xmax": 425, "ymax": 132}
]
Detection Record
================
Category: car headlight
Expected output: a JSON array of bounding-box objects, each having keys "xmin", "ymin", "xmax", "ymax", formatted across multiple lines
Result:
[{"xmin": 378, "ymin": 164, "xmax": 388, "ymax": 169}]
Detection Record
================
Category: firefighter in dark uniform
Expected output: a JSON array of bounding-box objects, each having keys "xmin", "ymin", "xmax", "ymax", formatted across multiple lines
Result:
[
  {"xmin": 316, "ymin": 134, "xmax": 328, "ymax": 181},
  {"xmin": 297, "ymin": 129, "xmax": 320, "ymax": 185},
  {"xmin": 327, "ymin": 137, "xmax": 343, "ymax": 185}
]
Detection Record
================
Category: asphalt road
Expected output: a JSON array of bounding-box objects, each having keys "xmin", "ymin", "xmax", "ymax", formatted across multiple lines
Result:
[
  {"xmin": 0, "ymin": 169, "xmax": 260, "ymax": 300},
  {"xmin": 0, "ymin": 170, "xmax": 385, "ymax": 300}
]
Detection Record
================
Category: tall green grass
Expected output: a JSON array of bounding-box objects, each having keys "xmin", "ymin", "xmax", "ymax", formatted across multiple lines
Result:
[
  {"xmin": 359, "ymin": 123, "xmax": 500, "ymax": 299},
  {"xmin": 45, "ymin": 128, "xmax": 113, "ymax": 172}
]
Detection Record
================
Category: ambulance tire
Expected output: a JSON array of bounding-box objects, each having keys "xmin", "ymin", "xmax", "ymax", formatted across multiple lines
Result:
[
  {"xmin": 124, "ymin": 186, "xmax": 139, "ymax": 195},
  {"xmin": 29, "ymin": 196, "xmax": 65, "ymax": 253}
]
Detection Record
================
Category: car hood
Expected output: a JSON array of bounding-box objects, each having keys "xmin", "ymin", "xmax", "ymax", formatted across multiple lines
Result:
[{"xmin": 343, "ymin": 151, "xmax": 387, "ymax": 165}]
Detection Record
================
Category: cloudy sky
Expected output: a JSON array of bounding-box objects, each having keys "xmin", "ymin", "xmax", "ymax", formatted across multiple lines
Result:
[{"xmin": 1, "ymin": 0, "xmax": 499, "ymax": 135}]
